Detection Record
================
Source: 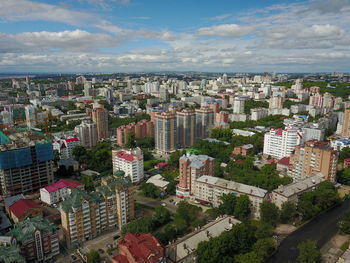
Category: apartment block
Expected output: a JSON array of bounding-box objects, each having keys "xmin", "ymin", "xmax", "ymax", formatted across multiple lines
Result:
[
  {"xmin": 176, "ymin": 109, "xmax": 196, "ymax": 148},
  {"xmin": 60, "ymin": 176, "xmax": 134, "ymax": 248},
  {"xmin": 195, "ymin": 107, "xmax": 214, "ymax": 140},
  {"xmin": 0, "ymin": 130, "xmax": 54, "ymax": 196},
  {"xmin": 272, "ymin": 174, "xmax": 325, "ymax": 209},
  {"xmin": 193, "ymin": 176, "xmax": 268, "ymax": 218},
  {"xmin": 155, "ymin": 112, "xmax": 177, "ymax": 154},
  {"xmin": 341, "ymin": 108, "xmax": 350, "ymax": 138},
  {"xmin": 52, "ymin": 137, "xmax": 80, "ymax": 159},
  {"xmin": 7, "ymin": 216, "xmax": 59, "ymax": 262},
  {"xmin": 92, "ymin": 107, "xmax": 108, "ymax": 141},
  {"xmin": 112, "ymin": 148, "xmax": 144, "ymax": 184},
  {"xmin": 74, "ymin": 120, "xmax": 97, "ymax": 148},
  {"xmin": 116, "ymin": 120, "xmax": 154, "ymax": 147},
  {"xmin": 263, "ymin": 127, "xmax": 302, "ymax": 159},
  {"xmin": 176, "ymin": 153, "xmax": 214, "ymax": 198},
  {"xmin": 288, "ymin": 140, "xmax": 338, "ymax": 182}
]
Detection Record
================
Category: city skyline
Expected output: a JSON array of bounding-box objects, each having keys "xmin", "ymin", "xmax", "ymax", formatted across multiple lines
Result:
[{"xmin": 0, "ymin": 0, "xmax": 350, "ymax": 73}]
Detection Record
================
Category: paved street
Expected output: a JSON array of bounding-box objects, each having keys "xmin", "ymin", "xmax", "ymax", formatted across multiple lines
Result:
[
  {"xmin": 267, "ymin": 199, "xmax": 350, "ymax": 263},
  {"xmin": 134, "ymin": 193, "xmax": 178, "ymax": 213}
]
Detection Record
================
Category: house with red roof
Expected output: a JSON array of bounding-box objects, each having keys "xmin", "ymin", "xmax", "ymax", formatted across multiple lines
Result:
[
  {"xmin": 40, "ymin": 179, "xmax": 83, "ymax": 205},
  {"xmin": 8, "ymin": 199, "xmax": 42, "ymax": 223},
  {"xmin": 277, "ymin": 157, "xmax": 290, "ymax": 172},
  {"xmin": 52, "ymin": 136, "xmax": 80, "ymax": 160},
  {"xmin": 112, "ymin": 233, "xmax": 165, "ymax": 263}
]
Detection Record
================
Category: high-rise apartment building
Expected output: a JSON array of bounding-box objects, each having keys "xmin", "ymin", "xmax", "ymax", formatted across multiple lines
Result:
[
  {"xmin": 92, "ymin": 107, "xmax": 108, "ymax": 141},
  {"xmin": 155, "ymin": 112, "xmax": 177, "ymax": 154},
  {"xmin": 176, "ymin": 109, "xmax": 196, "ymax": 148},
  {"xmin": 7, "ymin": 216, "xmax": 60, "ymax": 262},
  {"xmin": 263, "ymin": 127, "xmax": 302, "ymax": 159},
  {"xmin": 269, "ymin": 96, "xmax": 284, "ymax": 109},
  {"xmin": 0, "ymin": 130, "xmax": 54, "ymax": 196},
  {"xmin": 288, "ymin": 140, "xmax": 338, "ymax": 182},
  {"xmin": 60, "ymin": 176, "xmax": 134, "ymax": 248},
  {"xmin": 112, "ymin": 148, "xmax": 144, "ymax": 184},
  {"xmin": 74, "ymin": 120, "xmax": 98, "ymax": 148},
  {"xmin": 195, "ymin": 107, "xmax": 214, "ymax": 141},
  {"xmin": 176, "ymin": 153, "xmax": 214, "ymax": 198},
  {"xmin": 341, "ymin": 108, "xmax": 350, "ymax": 138},
  {"xmin": 116, "ymin": 120, "xmax": 154, "ymax": 147},
  {"xmin": 233, "ymin": 97, "xmax": 245, "ymax": 114}
]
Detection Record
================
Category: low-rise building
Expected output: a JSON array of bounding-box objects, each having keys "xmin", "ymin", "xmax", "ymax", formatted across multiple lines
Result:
[
  {"xmin": 52, "ymin": 137, "xmax": 80, "ymax": 160},
  {"xmin": 272, "ymin": 174, "xmax": 325, "ymax": 209},
  {"xmin": 166, "ymin": 216, "xmax": 241, "ymax": 263},
  {"xmin": 8, "ymin": 199, "xmax": 42, "ymax": 223},
  {"xmin": 233, "ymin": 144, "xmax": 253, "ymax": 156},
  {"xmin": 193, "ymin": 175, "xmax": 268, "ymax": 218},
  {"xmin": 40, "ymin": 179, "xmax": 83, "ymax": 205},
  {"xmin": 331, "ymin": 138, "xmax": 350, "ymax": 152},
  {"xmin": 146, "ymin": 174, "xmax": 169, "ymax": 191},
  {"xmin": 7, "ymin": 216, "xmax": 59, "ymax": 262},
  {"xmin": 112, "ymin": 233, "xmax": 165, "ymax": 263}
]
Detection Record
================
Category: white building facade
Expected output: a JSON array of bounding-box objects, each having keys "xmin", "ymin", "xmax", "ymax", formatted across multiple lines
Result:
[{"xmin": 112, "ymin": 148, "xmax": 144, "ymax": 184}]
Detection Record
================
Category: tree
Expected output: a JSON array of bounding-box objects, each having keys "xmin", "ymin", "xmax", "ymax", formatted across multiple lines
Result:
[
  {"xmin": 218, "ymin": 193, "xmax": 236, "ymax": 215},
  {"xmin": 297, "ymin": 240, "xmax": 321, "ymax": 263},
  {"xmin": 254, "ymin": 222, "xmax": 274, "ymax": 239},
  {"xmin": 338, "ymin": 209, "xmax": 350, "ymax": 234},
  {"xmin": 72, "ymin": 146, "xmax": 88, "ymax": 163},
  {"xmin": 280, "ymin": 201, "xmax": 297, "ymax": 224},
  {"xmin": 260, "ymin": 201, "xmax": 279, "ymax": 227},
  {"xmin": 339, "ymin": 147, "xmax": 350, "ymax": 163},
  {"xmin": 82, "ymin": 176, "xmax": 95, "ymax": 191},
  {"xmin": 140, "ymin": 183, "xmax": 161, "ymax": 199},
  {"xmin": 125, "ymin": 132, "xmax": 137, "ymax": 148},
  {"xmin": 67, "ymin": 101, "xmax": 77, "ymax": 111},
  {"xmin": 168, "ymin": 150, "xmax": 185, "ymax": 168},
  {"xmin": 87, "ymin": 250, "xmax": 101, "ymax": 263},
  {"xmin": 253, "ymin": 238, "xmax": 275, "ymax": 260},
  {"xmin": 337, "ymin": 168, "xmax": 350, "ymax": 185},
  {"xmin": 153, "ymin": 206, "xmax": 171, "ymax": 226},
  {"xmin": 234, "ymin": 195, "xmax": 251, "ymax": 220},
  {"xmin": 235, "ymin": 251, "xmax": 261, "ymax": 263}
]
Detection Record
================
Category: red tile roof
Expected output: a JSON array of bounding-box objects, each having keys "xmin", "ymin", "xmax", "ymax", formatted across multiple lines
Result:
[
  {"xmin": 118, "ymin": 233, "xmax": 164, "ymax": 263},
  {"xmin": 44, "ymin": 179, "xmax": 82, "ymax": 193},
  {"xmin": 9, "ymin": 199, "xmax": 41, "ymax": 218},
  {"xmin": 273, "ymin": 128, "xmax": 283, "ymax": 136},
  {"xmin": 155, "ymin": 162, "xmax": 168, "ymax": 168},
  {"xmin": 344, "ymin": 158, "xmax": 350, "ymax": 163},
  {"xmin": 267, "ymin": 158, "xmax": 276, "ymax": 164},
  {"xmin": 112, "ymin": 255, "xmax": 129, "ymax": 263},
  {"xmin": 65, "ymin": 137, "xmax": 80, "ymax": 143},
  {"xmin": 116, "ymin": 151, "xmax": 135, "ymax": 162},
  {"xmin": 277, "ymin": 157, "xmax": 290, "ymax": 166}
]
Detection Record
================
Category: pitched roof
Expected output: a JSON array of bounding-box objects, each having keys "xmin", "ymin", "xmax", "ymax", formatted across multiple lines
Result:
[
  {"xmin": 4, "ymin": 194, "xmax": 25, "ymax": 208},
  {"xmin": 277, "ymin": 157, "xmax": 290, "ymax": 166},
  {"xmin": 116, "ymin": 151, "xmax": 135, "ymax": 162},
  {"xmin": 112, "ymin": 255, "xmax": 129, "ymax": 263},
  {"xmin": 119, "ymin": 233, "xmax": 164, "ymax": 263},
  {"xmin": 44, "ymin": 179, "xmax": 82, "ymax": 193},
  {"xmin": 65, "ymin": 137, "xmax": 80, "ymax": 143},
  {"xmin": 9, "ymin": 199, "xmax": 41, "ymax": 218}
]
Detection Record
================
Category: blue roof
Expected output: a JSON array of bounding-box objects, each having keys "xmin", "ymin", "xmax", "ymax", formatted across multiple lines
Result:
[
  {"xmin": 337, "ymin": 139, "xmax": 350, "ymax": 144},
  {"xmin": 298, "ymin": 115, "xmax": 309, "ymax": 119}
]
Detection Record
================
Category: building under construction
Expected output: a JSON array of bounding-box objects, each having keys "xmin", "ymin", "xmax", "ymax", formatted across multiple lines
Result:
[{"xmin": 0, "ymin": 129, "xmax": 54, "ymax": 196}]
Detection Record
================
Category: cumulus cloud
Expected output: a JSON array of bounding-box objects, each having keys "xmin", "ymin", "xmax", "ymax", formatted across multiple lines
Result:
[
  {"xmin": 0, "ymin": 30, "xmax": 120, "ymax": 53},
  {"xmin": 196, "ymin": 24, "xmax": 255, "ymax": 38},
  {"xmin": 304, "ymin": 0, "xmax": 350, "ymax": 14}
]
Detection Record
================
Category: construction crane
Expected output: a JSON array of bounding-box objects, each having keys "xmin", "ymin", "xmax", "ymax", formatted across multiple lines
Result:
[{"xmin": 0, "ymin": 117, "xmax": 51, "ymax": 135}]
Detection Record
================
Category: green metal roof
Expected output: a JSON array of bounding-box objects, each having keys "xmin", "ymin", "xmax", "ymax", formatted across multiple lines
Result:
[
  {"xmin": 61, "ymin": 188, "xmax": 103, "ymax": 213},
  {"xmin": 7, "ymin": 216, "xmax": 57, "ymax": 243},
  {"xmin": 114, "ymin": 170, "xmax": 125, "ymax": 176},
  {"xmin": 0, "ymin": 245, "xmax": 25, "ymax": 263}
]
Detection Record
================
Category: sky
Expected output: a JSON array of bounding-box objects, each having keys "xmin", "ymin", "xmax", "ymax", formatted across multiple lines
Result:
[{"xmin": 0, "ymin": 0, "xmax": 349, "ymax": 73}]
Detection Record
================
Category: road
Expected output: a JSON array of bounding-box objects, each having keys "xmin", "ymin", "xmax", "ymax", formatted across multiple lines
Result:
[
  {"xmin": 134, "ymin": 194, "xmax": 178, "ymax": 213},
  {"xmin": 267, "ymin": 199, "xmax": 350, "ymax": 263}
]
